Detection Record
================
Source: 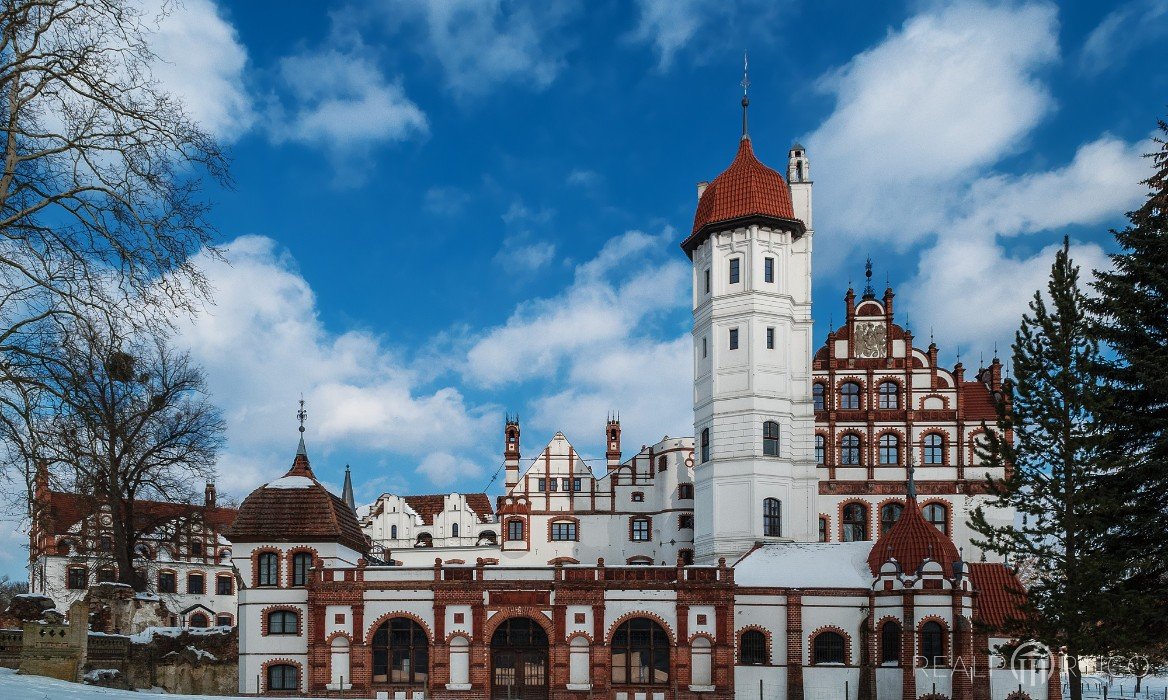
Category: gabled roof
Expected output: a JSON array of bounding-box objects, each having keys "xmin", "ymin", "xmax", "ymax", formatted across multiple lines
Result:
[
  {"xmin": 968, "ymin": 562, "xmax": 1028, "ymax": 632},
  {"xmin": 402, "ymin": 493, "xmax": 494, "ymax": 526},
  {"xmin": 43, "ymin": 492, "xmax": 236, "ymax": 536},
  {"xmin": 682, "ymin": 136, "xmax": 804, "ymax": 256}
]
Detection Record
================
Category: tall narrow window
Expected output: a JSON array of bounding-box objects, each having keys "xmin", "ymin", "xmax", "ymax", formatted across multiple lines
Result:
[
  {"xmin": 878, "ymin": 381, "xmax": 899, "ymax": 409},
  {"xmin": 920, "ymin": 622, "xmax": 945, "ymax": 667},
  {"xmin": 818, "ymin": 517, "xmax": 828, "ymax": 542},
  {"xmin": 813, "ymin": 383, "xmax": 825, "ymax": 411},
  {"xmin": 840, "ymin": 382, "xmax": 862, "ymax": 410},
  {"xmin": 611, "ymin": 618, "xmax": 669, "ymax": 685},
  {"xmin": 258, "ymin": 552, "xmax": 278, "ymax": 586},
  {"xmin": 840, "ymin": 434, "xmax": 862, "ymax": 465},
  {"xmin": 923, "ymin": 434, "xmax": 944, "ymax": 465},
  {"xmin": 678, "ymin": 484, "xmax": 694, "ymax": 499},
  {"xmin": 372, "ymin": 618, "xmax": 429, "ymax": 683},
  {"xmin": 766, "ymin": 327, "xmax": 775, "ymax": 349},
  {"xmin": 842, "ymin": 503, "xmax": 868, "ymax": 541},
  {"xmin": 700, "ymin": 428, "xmax": 710, "ymax": 463},
  {"xmin": 451, "ymin": 523, "xmax": 459, "ymax": 538},
  {"xmin": 923, "ymin": 503, "xmax": 949, "ymax": 535},
  {"xmin": 704, "ymin": 268, "xmax": 710, "ymax": 294},
  {"xmin": 764, "ymin": 257, "xmax": 775, "ymax": 283},
  {"xmin": 391, "ymin": 525, "xmax": 398, "ymax": 539},
  {"xmin": 740, "ymin": 630, "xmax": 766, "ymax": 665},
  {"xmin": 729, "ymin": 328, "xmax": 739, "ymax": 350},
  {"xmin": 729, "ymin": 258, "xmax": 740, "ymax": 284},
  {"xmin": 762, "ymin": 421, "xmax": 780, "ymax": 456},
  {"xmin": 880, "ymin": 502, "xmax": 904, "ymax": 534},
  {"xmin": 815, "ymin": 434, "xmax": 825, "ymax": 464},
  {"xmin": 763, "ymin": 498, "xmax": 781, "ymax": 537},
  {"xmin": 878, "ymin": 434, "xmax": 900, "ymax": 465},
  {"xmin": 702, "ymin": 337, "xmax": 708, "ymax": 358},
  {"xmin": 292, "ymin": 552, "xmax": 312, "ymax": 587},
  {"xmin": 880, "ymin": 621, "xmax": 901, "ymax": 664}
]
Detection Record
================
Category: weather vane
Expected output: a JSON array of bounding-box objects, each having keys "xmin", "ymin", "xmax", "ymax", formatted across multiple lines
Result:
[
  {"xmin": 864, "ymin": 256, "xmax": 874, "ymax": 298},
  {"xmin": 741, "ymin": 51, "xmax": 750, "ymax": 137},
  {"xmin": 297, "ymin": 395, "xmax": 307, "ymax": 434}
]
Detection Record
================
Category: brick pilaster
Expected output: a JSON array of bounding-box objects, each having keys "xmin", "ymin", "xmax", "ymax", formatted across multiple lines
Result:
[{"xmin": 787, "ymin": 593, "xmax": 804, "ymax": 700}]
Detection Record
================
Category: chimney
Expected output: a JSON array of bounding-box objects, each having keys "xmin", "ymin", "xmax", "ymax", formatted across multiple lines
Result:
[
  {"xmin": 204, "ymin": 482, "xmax": 216, "ymax": 508},
  {"xmin": 696, "ymin": 181, "xmax": 709, "ymax": 200}
]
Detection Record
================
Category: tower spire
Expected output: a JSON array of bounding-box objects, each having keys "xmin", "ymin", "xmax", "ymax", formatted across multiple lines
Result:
[
  {"xmin": 296, "ymin": 395, "xmax": 307, "ymax": 456},
  {"xmin": 740, "ymin": 51, "xmax": 750, "ymax": 139}
]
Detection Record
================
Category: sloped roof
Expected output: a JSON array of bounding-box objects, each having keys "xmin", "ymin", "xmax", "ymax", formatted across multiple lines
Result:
[
  {"xmin": 227, "ymin": 438, "xmax": 368, "ymax": 554},
  {"xmin": 403, "ymin": 493, "xmax": 494, "ymax": 526},
  {"xmin": 682, "ymin": 136, "xmax": 803, "ymax": 255},
  {"xmin": 868, "ymin": 494, "xmax": 960, "ymax": 576},
  {"xmin": 44, "ymin": 492, "xmax": 236, "ymax": 535},
  {"xmin": 736, "ymin": 541, "xmax": 874, "ymax": 588},
  {"xmin": 961, "ymin": 382, "xmax": 999, "ymax": 421},
  {"xmin": 968, "ymin": 562, "xmax": 1027, "ymax": 632}
]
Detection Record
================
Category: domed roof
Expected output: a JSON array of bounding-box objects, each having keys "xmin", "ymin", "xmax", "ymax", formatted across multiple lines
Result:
[
  {"xmin": 682, "ymin": 136, "xmax": 803, "ymax": 256},
  {"xmin": 867, "ymin": 484, "xmax": 960, "ymax": 577},
  {"xmin": 228, "ymin": 437, "xmax": 368, "ymax": 554}
]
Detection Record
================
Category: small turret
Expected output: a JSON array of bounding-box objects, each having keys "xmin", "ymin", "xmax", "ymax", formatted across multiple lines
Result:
[
  {"xmin": 205, "ymin": 482, "xmax": 217, "ymax": 508},
  {"xmin": 504, "ymin": 415, "xmax": 521, "ymax": 489},
  {"xmin": 787, "ymin": 143, "xmax": 813, "ymax": 228},
  {"xmin": 605, "ymin": 415, "xmax": 622, "ymax": 472}
]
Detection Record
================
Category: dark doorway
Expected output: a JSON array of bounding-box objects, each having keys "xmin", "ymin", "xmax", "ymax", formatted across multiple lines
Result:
[{"xmin": 491, "ymin": 617, "xmax": 548, "ymax": 700}]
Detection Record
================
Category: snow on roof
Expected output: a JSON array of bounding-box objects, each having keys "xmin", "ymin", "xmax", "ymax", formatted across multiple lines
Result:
[
  {"xmin": 734, "ymin": 541, "xmax": 875, "ymax": 589},
  {"xmin": 265, "ymin": 475, "xmax": 315, "ymax": 489}
]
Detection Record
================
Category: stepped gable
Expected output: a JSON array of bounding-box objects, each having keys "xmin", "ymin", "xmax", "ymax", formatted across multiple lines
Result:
[
  {"xmin": 227, "ymin": 436, "xmax": 368, "ymax": 554},
  {"xmin": 867, "ymin": 475, "xmax": 960, "ymax": 576},
  {"xmin": 403, "ymin": 493, "xmax": 494, "ymax": 525},
  {"xmin": 42, "ymin": 492, "xmax": 235, "ymax": 534},
  {"xmin": 968, "ymin": 562, "xmax": 1028, "ymax": 632}
]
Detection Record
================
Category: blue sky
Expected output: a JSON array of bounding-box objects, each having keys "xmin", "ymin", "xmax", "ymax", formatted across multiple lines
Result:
[{"xmin": 4, "ymin": 0, "xmax": 1167, "ymax": 578}]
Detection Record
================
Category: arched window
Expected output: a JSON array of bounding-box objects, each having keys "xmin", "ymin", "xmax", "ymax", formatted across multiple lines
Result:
[
  {"xmin": 258, "ymin": 552, "xmax": 278, "ymax": 587},
  {"xmin": 762, "ymin": 421, "xmax": 780, "ymax": 456},
  {"xmin": 451, "ymin": 523, "xmax": 459, "ymax": 538},
  {"xmin": 189, "ymin": 612, "xmax": 209, "ymax": 628},
  {"xmin": 691, "ymin": 636, "xmax": 712, "ymax": 685},
  {"xmin": 842, "ymin": 503, "xmax": 868, "ymax": 541},
  {"xmin": 740, "ymin": 630, "xmax": 766, "ymax": 665},
  {"xmin": 478, "ymin": 530, "xmax": 498, "ymax": 545},
  {"xmin": 415, "ymin": 533, "xmax": 433, "ymax": 548},
  {"xmin": 763, "ymin": 498, "xmax": 781, "ymax": 537},
  {"xmin": 267, "ymin": 664, "xmax": 298, "ymax": 691},
  {"xmin": 878, "ymin": 381, "xmax": 899, "ymax": 409},
  {"xmin": 878, "ymin": 434, "xmax": 900, "ymax": 465},
  {"xmin": 268, "ymin": 610, "xmax": 298, "ymax": 635},
  {"xmin": 923, "ymin": 503, "xmax": 949, "ymax": 535},
  {"xmin": 840, "ymin": 434, "xmax": 862, "ymax": 465},
  {"xmin": 813, "ymin": 383, "xmax": 825, "ymax": 411},
  {"xmin": 815, "ymin": 435, "xmax": 825, "ymax": 464},
  {"xmin": 920, "ymin": 621, "xmax": 945, "ymax": 667},
  {"xmin": 923, "ymin": 434, "xmax": 945, "ymax": 465},
  {"xmin": 700, "ymin": 428, "xmax": 710, "ymax": 463},
  {"xmin": 880, "ymin": 502, "xmax": 904, "ymax": 534},
  {"xmin": 372, "ymin": 617, "xmax": 429, "ymax": 683},
  {"xmin": 569, "ymin": 636, "xmax": 590, "ymax": 685},
  {"xmin": 291, "ymin": 552, "xmax": 312, "ymax": 587},
  {"xmin": 812, "ymin": 631, "xmax": 846, "ymax": 664},
  {"xmin": 880, "ymin": 621, "xmax": 901, "ymax": 664},
  {"xmin": 390, "ymin": 525, "xmax": 398, "ymax": 539},
  {"xmin": 611, "ymin": 618, "xmax": 669, "ymax": 685},
  {"xmin": 840, "ymin": 382, "xmax": 862, "ymax": 410}
]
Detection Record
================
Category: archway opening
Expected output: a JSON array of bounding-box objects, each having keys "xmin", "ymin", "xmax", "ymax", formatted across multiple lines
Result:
[
  {"xmin": 371, "ymin": 617, "xmax": 428, "ymax": 685},
  {"xmin": 491, "ymin": 617, "xmax": 549, "ymax": 700}
]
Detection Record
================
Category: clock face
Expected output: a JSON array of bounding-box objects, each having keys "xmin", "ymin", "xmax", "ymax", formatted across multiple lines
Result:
[
  {"xmin": 99, "ymin": 514, "xmax": 113, "ymax": 527},
  {"xmin": 855, "ymin": 321, "xmax": 887, "ymax": 358}
]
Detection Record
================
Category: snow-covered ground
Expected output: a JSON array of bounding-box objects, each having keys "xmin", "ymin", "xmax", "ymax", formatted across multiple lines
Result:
[{"xmin": 0, "ymin": 667, "xmax": 341, "ymax": 699}]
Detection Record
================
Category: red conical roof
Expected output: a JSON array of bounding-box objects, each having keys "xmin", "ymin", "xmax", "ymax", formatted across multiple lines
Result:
[
  {"xmin": 867, "ymin": 495, "xmax": 960, "ymax": 576},
  {"xmin": 682, "ymin": 137, "xmax": 802, "ymax": 256}
]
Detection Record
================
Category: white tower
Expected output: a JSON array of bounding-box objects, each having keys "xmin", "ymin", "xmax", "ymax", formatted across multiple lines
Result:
[{"xmin": 682, "ymin": 90, "xmax": 818, "ymax": 563}]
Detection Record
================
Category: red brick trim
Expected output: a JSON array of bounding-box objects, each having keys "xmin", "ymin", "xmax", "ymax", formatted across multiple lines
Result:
[
  {"xmin": 214, "ymin": 612, "xmax": 234, "ymax": 626},
  {"xmin": 687, "ymin": 631, "xmax": 715, "ymax": 646},
  {"xmin": 917, "ymin": 615, "xmax": 951, "ymax": 667},
  {"xmin": 736, "ymin": 625, "xmax": 773, "ymax": 665},
  {"xmin": 364, "ymin": 610, "xmax": 433, "ymax": 645},
  {"xmin": 838, "ymin": 499, "xmax": 871, "ymax": 542},
  {"xmin": 214, "ymin": 572, "xmax": 234, "ymax": 595},
  {"xmin": 286, "ymin": 546, "xmax": 319, "ymax": 587},
  {"xmin": 918, "ymin": 499, "xmax": 953, "ymax": 537},
  {"xmin": 874, "ymin": 427, "xmax": 906, "ymax": 466},
  {"xmin": 918, "ymin": 392, "xmax": 951, "ymax": 410},
  {"xmin": 547, "ymin": 515, "xmax": 580, "ymax": 542},
  {"xmin": 252, "ymin": 547, "xmax": 282, "ymax": 588},
  {"xmin": 920, "ymin": 430, "xmax": 950, "ymax": 466},
  {"xmin": 260, "ymin": 658, "xmax": 302, "ymax": 693},
  {"xmin": 483, "ymin": 609, "xmax": 555, "ymax": 643},
  {"xmin": 443, "ymin": 630, "xmax": 472, "ymax": 644},
  {"xmin": 838, "ymin": 430, "xmax": 865, "ymax": 466},
  {"xmin": 565, "ymin": 630, "xmax": 594, "ymax": 644},
  {"xmin": 817, "ymin": 514, "xmax": 831, "ymax": 542},
  {"xmin": 605, "ymin": 611, "xmax": 675, "ymax": 646},
  {"xmin": 808, "ymin": 625, "xmax": 853, "ymax": 665},
  {"xmin": 967, "ymin": 427, "xmax": 991, "ymax": 465},
  {"xmin": 874, "ymin": 615, "xmax": 902, "ymax": 665},
  {"xmin": 261, "ymin": 605, "xmax": 303, "ymax": 636},
  {"xmin": 325, "ymin": 630, "xmax": 353, "ymax": 644},
  {"xmin": 548, "ymin": 556, "xmax": 579, "ymax": 565}
]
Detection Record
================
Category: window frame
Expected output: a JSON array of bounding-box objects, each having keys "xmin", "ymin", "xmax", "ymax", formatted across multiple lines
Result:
[
  {"xmin": 729, "ymin": 328, "xmax": 739, "ymax": 350},
  {"xmin": 257, "ymin": 552, "xmax": 279, "ymax": 587},
  {"xmin": 678, "ymin": 483, "xmax": 694, "ymax": 500},
  {"xmin": 157, "ymin": 570, "xmax": 177, "ymax": 594},
  {"xmin": 216, "ymin": 574, "xmax": 233, "ymax": 596},
  {"xmin": 762, "ymin": 421, "xmax": 780, "ymax": 456},
  {"xmin": 923, "ymin": 503, "xmax": 949, "ymax": 535},
  {"xmin": 813, "ymin": 383, "xmax": 825, "ymax": 411},
  {"xmin": 877, "ymin": 381, "xmax": 899, "ymax": 409},
  {"xmin": 763, "ymin": 257, "xmax": 775, "ymax": 283},
  {"xmin": 880, "ymin": 621, "xmax": 901, "ymax": 664},
  {"xmin": 267, "ymin": 664, "xmax": 298, "ymax": 691},
  {"xmin": 842, "ymin": 503, "xmax": 869, "ymax": 542},
  {"xmin": 740, "ymin": 629, "xmax": 767, "ymax": 665},
  {"xmin": 923, "ymin": 433, "xmax": 945, "ymax": 465},
  {"xmin": 291, "ymin": 552, "xmax": 312, "ymax": 587},
  {"xmin": 373, "ymin": 617, "xmax": 429, "ymax": 684},
  {"xmin": 630, "ymin": 517, "xmax": 651, "ymax": 542},
  {"xmin": 878, "ymin": 433, "xmax": 900, "ymax": 465},
  {"xmin": 763, "ymin": 498, "xmax": 782, "ymax": 537},
  {"xmin": 550, "ymin": 520, "xmax": 578, "ymax": 542},
  {"xmin": 815, "ymin": 434, "xmax": 825, "ymax": 465},
  {"xmin": 840, "ymin": 434, "xmax": 862, "ymax": 465},
  {"xmin": 840, "ymin": 382, "xmax": 862, "ymax": 410},
  {"xmin": 268, "ymin": 609, "xmax": 299, "ymax": 635},
  {"xmin": 880, "ymin": 502, "xmax": 904, "ymax": 534},
  {"xmin": 66, "ymin": 565, "xmax": 88, "ymax": 590},
  {"xmin": 186, "ymin": 572, "xmax": 205, "ymax": 595},
  {"xmin": 611, "ymin": 617, "xmax": 670, "ymax": 685},
  {"xmin": 700, "ymin": 428, "xmax": 710, "ymax": 463},
  {"xmin": 766, "ymin": 326, "xmax": 775, "ymax": 349},
  {"xmin": 812, "ymin": 631, "xmax": 846, "ymax": 665},
  {"xmin": 506, "ymin": 519, "xmax": 525, "ymax": 542},
  {"xmin": 729, "ymin": 258, "xmax": 740, "ymax": 285},
  {"xmin": 920, "ymin": 621, "xmax": 946, "ymax": 667}
]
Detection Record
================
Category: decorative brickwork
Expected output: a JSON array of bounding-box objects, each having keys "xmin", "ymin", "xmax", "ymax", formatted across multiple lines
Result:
[
  {"xmin": 260, "ymin": 605, "xmax": 303, "ymax": 637},
  {"xmin": 259, "ymin": 658, "xmax": 302, "ymax": 694},
  {"xmin": 808, "ymin": 625, "xmax": 853, "ymax": 666}
]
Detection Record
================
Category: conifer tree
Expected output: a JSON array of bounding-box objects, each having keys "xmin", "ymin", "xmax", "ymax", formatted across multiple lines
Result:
[
  {"xmin": 970, "ymin": 239, "xmax": 1110, "ymax": 700},
  {"xmin": 1087, "ymin": 117, "xmax": 1168, "ymax": 675}
]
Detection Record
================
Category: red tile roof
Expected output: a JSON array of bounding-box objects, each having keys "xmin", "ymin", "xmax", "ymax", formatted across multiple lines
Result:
[
  {"xmin": 868, "ymin": 495, "xmax": 960, "ymax": 576},
  {"xmin": 403, "ymin": 493, "xmax": 494, "ymax": 526},
  {"xmin": 968, "ymin": 562, "xmax": 1027, "ymax": 632},
  {"xmin": 683, "ymin": 137, "xmax": 801, "ymax": 255},
  {"xmin": 962, "ymin": 382, "xmax": 999, "ymax": 421},
  {"xmin": 44, "ymin": 492, "xmax": 236, "ymax": 534},
  {"xmin": 227, "ymin": 442, "xmax": 368, "ymax": 554}
]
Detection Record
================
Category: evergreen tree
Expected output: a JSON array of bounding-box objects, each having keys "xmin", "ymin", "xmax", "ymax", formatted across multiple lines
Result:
[
  {"xmin": 1087, "ymin": 117, "xmax": 1168, "ymax": 676},
  {"xmin": 970, "ymin": 239, "xmax": 1111, "ymax": 700}
]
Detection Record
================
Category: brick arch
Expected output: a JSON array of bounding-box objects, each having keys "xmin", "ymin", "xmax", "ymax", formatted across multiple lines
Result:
[
  {"xmin": 1004, "ymin": 692, "xmax": 1032, "ymax": 700},
  {"xmin": 260, "ymin": 605, "xmax": 303, "ymax": 637},
  {"xmin": 918, "ymin": 393, "xmax": 950, "ymax": 410},
  {"xmin": 260, "ymin": 657, "xmax": 303, "ymax": 692},
  {"xmin": 483, "ymin": 608, "xmax": 555, "ymax": 643},
  {"xmin": 364, "ymin": 610, "xmax": 433, "ymax": 645},
  {"xmin": 444, "ymin": 631, "xmax": 472, "ymax": 644},
  {"xmin": 874, "ymin": 427, "xmax": 907, "ymax": 465},
  {"xmin": 874, "ymin": 376, "xmax": 906, "ymax": 409},
  {"xmin": 565, "ymin": 630, "xmax": 594, "ymax": 644},
  {"xmin": 966, "ymin": 427, "xmax": 992, "ymax": 464},
  {"xmin": 605, "ymin": 611, "xmax": 676, "ymax": 646},
  {"xmin": 548, "ymin": 556, "xmax": 579, "ymax": 565},
  {"xmin": 918, "ymin": 499, "xmax": 953, "ymax": 536},
  {"xmin": 808, "ymin": 625, "xmax": 853, "ymax": 665},
  {"xmin": 916, "ymin": 615, "xmax": 951, "ymax": 664},
  {"xmin": 325, "ymin": 630, "xmax": 353, "ymax": 644},
  {"xmin": 838, "ymin": 499, "xmax": 872, "ymax": 542},
  {"xmin": 735, "ymin": 625, "xmax": 773, "ymax": 664}
]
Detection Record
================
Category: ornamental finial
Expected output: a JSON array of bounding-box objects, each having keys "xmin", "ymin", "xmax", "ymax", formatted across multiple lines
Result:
[
  {"xmin": 741, "ymin": 51, "xmax": 750, "ymax": 138},
  {"xmin": 297, "ymin": 395, "xmax": 307, "ymax": 434}
]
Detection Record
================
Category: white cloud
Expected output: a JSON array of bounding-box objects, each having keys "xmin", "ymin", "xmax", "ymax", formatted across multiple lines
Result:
[
  {"xmin": 424, "ymin": 186, "xmax": 473, "ymax": 216},
  {"xmin": 567, "ymin": 169, "xmax": 601, "ymax": 188},
  {"xmin": 629, "ymin": 0, "xmax": 713, "ymax": 71},
  {"xmin": 143, "ymin": 0, "xmax": 254, "ymax": 138},
  {"xmin": 271, "ymin": 46, "xmax": 427, "ymax": 152},
  {"xmin": 1080, "ymin": 0, "xmax": 1168, "ymax": 76},
  {"xmin": 493, "ymin": 201, "xmax": 558, "ymax": 270},
  {"xmin": 417, "ymin": 452, "xmax": 483, "ymax": 487},
  {"xmin": 176, "ymin": 236, "xmax": 492, "ymax": 495},
  {"xmin": 629, "ymin": 0, "xmax": 792, "ymax": 71},
  {"xmin": 805, "ymin": 1, "xmax": 1060, "ymax": 250},
  {"xmin": 360, "ymin": 1, "xmax": 577, "ymax": 98}
]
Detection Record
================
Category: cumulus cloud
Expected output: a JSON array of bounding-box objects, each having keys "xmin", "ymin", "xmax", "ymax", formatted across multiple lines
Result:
[
  {"xmin": 493, "ymin": 201, "xmax": 558, "ymax": 270},
  {"xmin": 417, "ymin": 452, "xmax": 484, "ymax": 487}
]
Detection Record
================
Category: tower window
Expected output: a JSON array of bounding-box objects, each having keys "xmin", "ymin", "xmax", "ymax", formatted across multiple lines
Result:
[
  {"xmin": 815, "ymin": 435, "xmax": 825, "ymax": 464},
  {"xmin": 258, "ymin": 552, "xmax": 278, "ymax": 587},
  {"xmin": 762, "ymin": 421, "xmax": 780, "ymax": 456},
  {"xmin": 729, "ymin": 258, "xmax": 740, "ymax": 284},
  {"xmin": 766, "ymin": 327, "xmax": 775, "ymax": 349},
  {"xmin": 704, "ymin": 268, "xmax": 710, "ymax": 294},
  {"xmin": 390, "ymin": 525, "xmax": 398, "ymax": 539},
  {"xmin": 813, "ymin": 383, "xmax": 825, "ymax": 411},
  {"xmin": 292, "ymin": 552, "xmax": 312, "ymax": 587},
  {"xmin": 451, "ymin": 523, "xmax": 459, "ymax": 538},
  {"xmin": 878, "ymin": 381, "xmax": 899, "ymax": 409},
  {"xmin": 763, "ymin": 498, "xmax": 781, "ymax": 537},
  {"xmin": 702, "ymin": 336, "xmax": 707, "ymax": 358},
  {"xmin": 923, "ymin": 434, "xmax": 944, "ymax": 465},
  {"xmin": 700, "ymin": 428, "xmax": 710, "ymax": 463},
  {"xmin": 878, "ymin": 434, "xmax": 900, "ymax": 465},
  {"xmin": 840, "ymin": 434, "xmax": 862, "ymax": 465},
  {"xmin": 729, "ymin": 328, "xmax": 739, "ymax": 350},
  {"xmin": 764, "ymin": 257, "xmax": 775, "ymax": 283},
  {"xmin": 840, "ymin": 382, "xmax": 862, "ymax": 410}
]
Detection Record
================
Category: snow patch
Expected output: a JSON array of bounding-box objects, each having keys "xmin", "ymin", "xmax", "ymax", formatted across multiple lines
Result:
[
  {"xmin": 734, "ymin": 541, "xmax": 875, "ymax": 588},
  {"xmin": 82, "ymin": 668, "xmax": 121, "ymax": 683},
  {"xmin": 265, "ymin": 475, "xmax": 315, "ymax": 489}
]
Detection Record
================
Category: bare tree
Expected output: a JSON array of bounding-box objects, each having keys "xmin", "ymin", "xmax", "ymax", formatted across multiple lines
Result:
[{"xmin": 23, "ymin": 315, "xmax": 224, "ymax": 590}]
